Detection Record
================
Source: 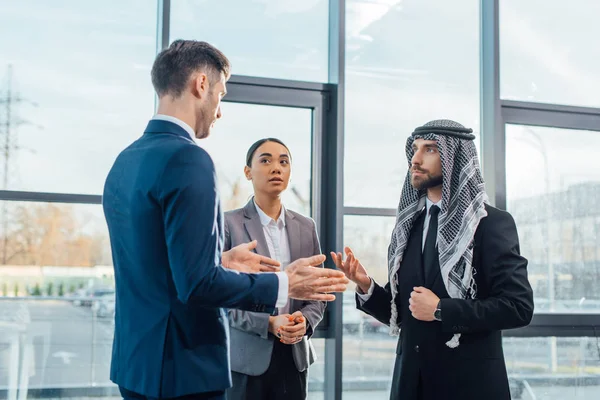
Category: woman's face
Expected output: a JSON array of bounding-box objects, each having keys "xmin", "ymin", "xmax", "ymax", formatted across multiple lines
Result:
[{"xmin": 245, "ymin": 141, "xmax": 291, "ymax": 196}]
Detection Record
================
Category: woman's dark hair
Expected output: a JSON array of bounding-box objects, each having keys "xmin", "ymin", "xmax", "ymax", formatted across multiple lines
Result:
[{"xmin": 245, "ymin": 138, "xmax": 292, "ymax": 167}]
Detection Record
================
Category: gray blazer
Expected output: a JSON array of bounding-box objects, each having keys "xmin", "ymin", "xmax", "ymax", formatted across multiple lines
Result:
[{"xmin": 223, "ymin": 199, "xmax": 326, "ymax": 376}]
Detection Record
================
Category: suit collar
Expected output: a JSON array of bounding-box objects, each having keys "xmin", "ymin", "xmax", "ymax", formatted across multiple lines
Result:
[{"xmin": 144, "ymin": 119, "xmax": 195, "ymax": 143}]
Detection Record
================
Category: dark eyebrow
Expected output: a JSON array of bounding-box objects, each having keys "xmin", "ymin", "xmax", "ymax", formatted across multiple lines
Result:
[
  {"xmin": 258, "ymin": 153, "xmax": 272, "ymax": 158},
  {"xmin": 279, "ymin": 154, "xmax": 289, "ymax": 158}
]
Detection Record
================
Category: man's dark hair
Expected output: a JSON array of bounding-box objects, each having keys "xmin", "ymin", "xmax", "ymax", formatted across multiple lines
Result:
[
  {"xmin": 151, "ymin": 39, "xmax": 231, "ymax": 98},
  {"xmin": 246, "ymin": 138, "xmax": 292, "ymax": 167}
]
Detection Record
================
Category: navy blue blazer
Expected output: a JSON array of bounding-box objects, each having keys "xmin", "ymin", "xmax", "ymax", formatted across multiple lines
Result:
[{"xmin": 102, "ymin": 119, "xmax": 279, "ymax": 398}]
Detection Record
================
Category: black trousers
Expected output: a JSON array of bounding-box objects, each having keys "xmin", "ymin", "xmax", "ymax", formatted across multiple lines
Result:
[
  {"xmin": 119, "ymin": 386, "xmax": 225, "ymax": 400},
  {"xmin": 227, "ymin": 339, "xmax": 308, "ymax": 400}
]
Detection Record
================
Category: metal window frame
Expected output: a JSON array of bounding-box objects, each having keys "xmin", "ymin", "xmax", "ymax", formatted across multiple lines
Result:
[{"xmin": 322, "ymin": 1, "xmax": 345, "ymax": 398}]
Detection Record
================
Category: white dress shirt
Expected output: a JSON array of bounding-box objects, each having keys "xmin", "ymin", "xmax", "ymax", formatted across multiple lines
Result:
[
  {"xmin": 254, "ymin": 200, "xmax": 292, "ymax": 313},
  {"xmin": 151, "ymin": 115, "xmax": 289, "ymax": 307},
  {"xmin": 357, "ymin": 198, "xmax": 442, "ymax": 302}
]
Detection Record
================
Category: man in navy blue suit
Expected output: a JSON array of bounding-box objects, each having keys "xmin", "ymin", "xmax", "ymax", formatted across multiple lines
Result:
[{"xmin": 102, "ymin": 40, "xmax": 348, "ymax": 400}]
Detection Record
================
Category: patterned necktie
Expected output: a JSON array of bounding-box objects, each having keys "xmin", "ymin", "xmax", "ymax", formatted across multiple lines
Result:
[{"xmin": 423, "ymin": 205, "xmax": 440, "ymax": 282}]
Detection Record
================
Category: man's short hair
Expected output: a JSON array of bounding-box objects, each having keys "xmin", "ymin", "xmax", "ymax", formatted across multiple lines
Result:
[{"xmin": 151, "ymin": 39, "xmax": 231, "ymax": 98}]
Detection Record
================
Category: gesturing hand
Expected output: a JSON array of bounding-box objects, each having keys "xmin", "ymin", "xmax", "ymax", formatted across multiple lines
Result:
[
  {"xmin": 330, "ymin": 247, "xmax": 371, "ymax": 294},
  {"xmin": 222, "ymin": 240, "xmax": 281, "ymax": 273},
  {"xmin": 285, "ymin": 254, "xmax": 349, "ymax": 302}
]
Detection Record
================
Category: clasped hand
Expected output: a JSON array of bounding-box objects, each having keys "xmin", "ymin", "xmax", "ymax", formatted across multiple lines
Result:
[{"xmin": 269, "ymin": 311, "xmax": 307, "ymax": 345}]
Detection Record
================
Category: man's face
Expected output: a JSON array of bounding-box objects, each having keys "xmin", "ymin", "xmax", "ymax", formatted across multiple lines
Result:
[
  {"xmin": 195, "ymin": 72, "xmax": 227, "ymax": 139},
  {"xmin": 410, "ymin": 138, "xmax": 442, "ymax": 190}
]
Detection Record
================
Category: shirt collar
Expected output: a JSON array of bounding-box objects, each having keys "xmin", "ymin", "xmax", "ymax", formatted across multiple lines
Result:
[
  {"xmin": 152, "ymin": 114, "xmax": 195, "ymax": 140},
  {"xmin": 254, "ymin": 199, "xmax": 286, "ymax": 227},
  {"xmin": 425, "ymin": 197, "xmax": 442, "ymax": 213}
]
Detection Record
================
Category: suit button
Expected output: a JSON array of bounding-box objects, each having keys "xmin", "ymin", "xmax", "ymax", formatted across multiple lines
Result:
[{"xmin": 414, "ymin": 345, "xmax": 420, "ymax": 353}]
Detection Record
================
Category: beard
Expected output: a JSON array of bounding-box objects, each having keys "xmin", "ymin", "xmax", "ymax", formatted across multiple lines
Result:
[
  {"xmin": 195, "ymin": 91, "xmax": 217, "ymax": 139},
  {"xmin": 411, "ymin": 171, "xmax": 443, "ymax": 191}
]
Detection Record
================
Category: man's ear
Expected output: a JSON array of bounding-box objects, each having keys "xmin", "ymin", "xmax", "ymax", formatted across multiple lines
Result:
[{"xmin": 191, "ymin": 73, "xmax": 209, "ymax": 99}]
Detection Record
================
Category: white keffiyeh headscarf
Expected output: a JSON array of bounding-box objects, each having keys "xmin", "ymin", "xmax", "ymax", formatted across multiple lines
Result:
[{"xmin": 388, "ymin": 119, "xmax": 489, "ymax": 348}]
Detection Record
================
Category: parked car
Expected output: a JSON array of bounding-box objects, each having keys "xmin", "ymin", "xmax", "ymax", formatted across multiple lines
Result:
[
  {"xmin": 73, "ymin": 288, "xmax": 114, "ymax": 307},
  {"xmin": 92, "ymin": 292, "xmax": 116, "ymax": 318}
]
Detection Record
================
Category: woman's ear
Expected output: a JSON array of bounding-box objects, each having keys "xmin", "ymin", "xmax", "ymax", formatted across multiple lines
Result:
[{"xmin": 244, "ymin": 165, "xmax": 252, "ymax": 181}]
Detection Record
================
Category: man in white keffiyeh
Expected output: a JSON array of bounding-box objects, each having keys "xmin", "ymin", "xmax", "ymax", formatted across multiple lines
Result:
[{"xmin": 332, "ymin": 119, "xmax": 534, "ymax": 400}]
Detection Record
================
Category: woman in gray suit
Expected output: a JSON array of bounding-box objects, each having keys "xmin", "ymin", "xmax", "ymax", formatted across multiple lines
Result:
[{"xmin": 223, "ymin": 138, "xmax": 326, "ymax": 400}]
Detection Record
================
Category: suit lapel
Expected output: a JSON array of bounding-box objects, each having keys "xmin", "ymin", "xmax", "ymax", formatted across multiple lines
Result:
[
  {"xmin": 413, "ymin": 211, "xmax": 426, "ymax": 285},
  {"xmin": 285, "ymin": 210, "xmax": 303, "ymax": 313},
  {"xmin": 285, "ymin": 210, "xmax": 302, "ymax": 263},
  {"xmin": 427, "ymin": 257, "xmax": 442, "ymax": 289},
  {"xmin": 242, "ymin": 200, "xmax": 271, "ymax": 258}
]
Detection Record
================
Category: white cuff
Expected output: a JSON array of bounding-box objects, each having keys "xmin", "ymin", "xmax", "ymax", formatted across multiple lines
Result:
[
  {"xmin": 275, "ymin": 272, "xmax": 289, "ymax": 308},
  {"xmin": 356, "ymin": 279, "xmax": 375, "ymax": 304}
]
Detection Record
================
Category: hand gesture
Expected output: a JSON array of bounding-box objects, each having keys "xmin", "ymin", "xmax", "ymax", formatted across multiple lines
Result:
[
  {"xmin": 330, "ymin": 247, "xmax": 371, "ymax": 293},
  {"xmin": 222, "ymin": 240, "xmax": 281, "ymax": 273},
  {"xmin": 285, "ymin": 255, "xmax": 349, "ymax": 302}
]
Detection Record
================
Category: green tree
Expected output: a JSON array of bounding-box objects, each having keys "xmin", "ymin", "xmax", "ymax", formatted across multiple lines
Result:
[
  {"xmin": 68, "ymin": 284, "xmax": 76, "ymax": 294},
  {"xmin": 58, "ymin": 282, "xmax": 65, "ymax": 296},
  {"xmin": 13, "ymin": 283, "xmax": 19, "ymax": 296},
  {"xmin": 46, "ymin": 282, "xmax": 54, "ymax": 296},
  {"xmin": 32, "ymin": 283, "xmax": 41, "ymax": 296}
]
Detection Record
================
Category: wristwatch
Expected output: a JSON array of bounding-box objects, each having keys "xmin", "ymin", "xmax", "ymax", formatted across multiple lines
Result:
[{"xmin": 433, "ymin": 300, "xmax": 442, "ymax": 321}]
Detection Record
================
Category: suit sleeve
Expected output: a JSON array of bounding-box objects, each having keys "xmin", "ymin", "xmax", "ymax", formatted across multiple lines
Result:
[
  {"xmin": 440, "ymin": 210, "xmax": 534, "ymax": 334},
  {"xmin": 356, "ymin": 280, "xmax": 393, "ymax": 326},
  {"xmin": 223, "ymin": 214, "xmax": 271, "ymax": 339},
  {"xmin": 159, "ymin": 145, "xmax": 278, "ymax": 312},
  {"xmin": 298, "ymin": 219, "xmax": 327, "ymax": 338}
]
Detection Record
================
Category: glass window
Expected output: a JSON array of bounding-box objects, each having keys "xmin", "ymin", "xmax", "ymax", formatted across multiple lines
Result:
[
  {"xmin": 504, "ymin": 337, "xmax": 600, "ymax": 399},
  {"xmin": 342, "ymin": 215, "xmax": 397, "ymax": 397},
  {"xmin": 500, "ymin": 0, "xmax": 600, "ymax": 108},
  {"xmin": 170, "ymin": 0, "xmax": 329, "ymax": 82},
  {"xmin": 0, "ymin": 202, "xmax": 115, "ymax": 394},
  {"xmin": 201, "ymin": 102, "xmax": 313, "ymax": 216},
  {"xmin": 506, "ymin": 125, "xmax": 600, "ymax": 313},
  {"xmin": 307, "ymin": 339, "xmax": 325, "ymax": 397},
  {"xmin": 0, "ymin": 1, "xmax": 157, "ymax": 195},
  {"xmin": 344, "ymin": 0, "xmax": 480, "ymax": 208}
]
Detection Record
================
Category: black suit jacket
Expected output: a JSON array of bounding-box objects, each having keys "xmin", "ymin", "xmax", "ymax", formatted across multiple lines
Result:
[{"xmin": 357, "ymin": 204, "xmax": 534, "ymax": 400}]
